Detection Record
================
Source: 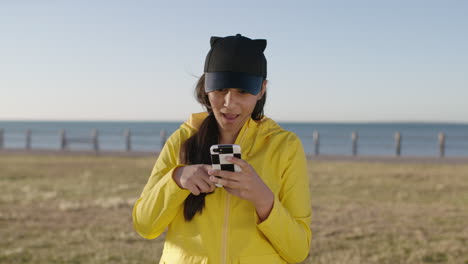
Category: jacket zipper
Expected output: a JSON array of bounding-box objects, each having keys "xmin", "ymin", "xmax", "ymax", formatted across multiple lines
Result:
[
  {"xmin": 221, "ymin": 192, "xmax": 231, "ymax": 264},
  {"xmin": 221, "ymin": 120, "xmax": 247, "ymax": 264}
]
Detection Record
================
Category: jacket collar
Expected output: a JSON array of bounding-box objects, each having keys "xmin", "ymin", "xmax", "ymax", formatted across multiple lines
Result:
[{"xmin": 185, "ymin": 112, "xmax": 273, "ymax": 158}]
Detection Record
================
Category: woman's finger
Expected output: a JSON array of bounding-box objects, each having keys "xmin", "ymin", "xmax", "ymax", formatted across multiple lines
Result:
[
  {"xmin": 195, "ymin": 177, "xmax": 212, "ymax": 193},
  {"xmin": 202, "ymin": 175, "xmax": 217, "ymax": 192},
  {"xmin": 203, "ymin": 180, "xmax": 216, "ymax": 193},
  {"xmin": 209, "ymin": 175, "xmax": 242, "ymax": 189},
  {"xmin": 226, "ymin": 156, "xmax": 250, "ymax": 171},
  {"xmin": 188, "ymin": 183, "xmax": 201, "ymax": 195},
  {"xmin": 202, "ymin": 164, "xmax": 213, "ymax": 172},
  {"xmin": 208, "ymin": 169, "xmax": 239, "ymax": 181}
]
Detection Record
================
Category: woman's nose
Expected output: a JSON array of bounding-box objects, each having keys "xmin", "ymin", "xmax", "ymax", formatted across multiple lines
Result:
[{"xmin": 223, "ymin": 90, "xmax": 235, "ymax": 107}]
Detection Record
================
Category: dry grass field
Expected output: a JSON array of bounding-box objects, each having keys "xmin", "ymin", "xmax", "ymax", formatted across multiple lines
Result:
[{"xmin": 0, "ymin": 153, "xmax": 467, "ymax": 264}]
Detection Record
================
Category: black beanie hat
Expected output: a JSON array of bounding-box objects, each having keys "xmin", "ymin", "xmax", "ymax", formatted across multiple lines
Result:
[{"xmin": 204, "ymin": 34, "xmax": 267, "ymax": 95}]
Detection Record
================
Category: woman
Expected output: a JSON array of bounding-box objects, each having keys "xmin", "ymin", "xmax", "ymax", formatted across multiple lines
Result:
[{"xmin": 133, "ymin": 34, "xmax": 311, "ymax": 264}]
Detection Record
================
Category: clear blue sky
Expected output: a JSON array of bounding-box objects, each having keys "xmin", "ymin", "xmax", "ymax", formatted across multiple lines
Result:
[{"xmin": 1, "ymin": 0, "xmax": 467, "ymax": 122}]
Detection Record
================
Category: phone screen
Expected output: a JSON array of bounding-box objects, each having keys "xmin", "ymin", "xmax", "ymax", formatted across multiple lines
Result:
[{"xmin": 210, "ymin": 144, "xmax": 242, "ymax": 187}]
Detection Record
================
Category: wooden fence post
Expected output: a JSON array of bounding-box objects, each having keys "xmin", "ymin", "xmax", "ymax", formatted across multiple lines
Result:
[
  {"xmin": 438, "ymin": 132, "xmax": 445, "ymax": 157},
  {"xmin": 395, "ymin": 132, "xmax": 401, "ymax": 157},
  {"xmin": 351, "ymin": 132, "xmax": 358, "ymax": 156},
  {"xmin": 92, "ymin": 129, "xmax": 99, "ymax": 152},
  {"xmin": 0, "ymin": 129, "xmax": 3, "ymax": 149},
  {"xmin": 60, "ymin": 129, "xmax": 66, "ymax": 150},
  {"xmin": 26, "ymin": 129, "xmax": 32, "ymax": 150},
  {"xmin": 160, "ymin": 129, "xmax": 167, "ymax": 150},
  {"xmin": 125, "ymin": 129, "xmax": 131, "ymax": 152},
  {"xmin": 313, "ymin": 131, "xmax": 320, "ymax": 156}
]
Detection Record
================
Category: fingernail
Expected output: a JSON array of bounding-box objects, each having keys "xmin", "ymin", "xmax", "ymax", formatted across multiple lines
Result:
[
  {"xmin": 226, "ymin": 156, "xmax": 232, "ymax": 161},
  {"xmin": 208, "ymin": 169, "xmax": 214, "ymax": 175},
  {"xmin": 209, "ymin": 176, "xmax": 216, "ymax": 181}
]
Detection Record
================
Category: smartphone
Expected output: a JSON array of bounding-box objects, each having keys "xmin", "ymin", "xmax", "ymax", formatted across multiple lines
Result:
[{"xmin": 210, "ymin": 144, "xmax": 242, "ymax": 187}]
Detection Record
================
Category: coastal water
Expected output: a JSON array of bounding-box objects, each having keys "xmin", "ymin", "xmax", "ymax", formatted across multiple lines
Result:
[{"xmin": 1, "ymin": 121, "xmax": 468, "ymax": 157}]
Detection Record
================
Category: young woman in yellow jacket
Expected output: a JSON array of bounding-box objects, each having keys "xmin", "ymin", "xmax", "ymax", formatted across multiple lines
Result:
[{"xmin": 133, "ymin": 34, "xmax": 311, "ymax": 264}]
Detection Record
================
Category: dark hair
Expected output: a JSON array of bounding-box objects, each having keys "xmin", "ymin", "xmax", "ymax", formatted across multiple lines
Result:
[{"xmin": 181, "ymin": 73, "xmax": 267, "ymax": 221}]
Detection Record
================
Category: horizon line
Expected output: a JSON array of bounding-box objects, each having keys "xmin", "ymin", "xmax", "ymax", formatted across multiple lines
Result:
[{"xmin": 1, "ymin": 118, "xmax": 468, "ymax": 125}]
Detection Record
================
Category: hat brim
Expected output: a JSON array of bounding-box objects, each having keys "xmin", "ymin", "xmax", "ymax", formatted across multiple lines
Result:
[{"xmin": 205, "ymin": 72, "xmax": 263, "ymax": 95}]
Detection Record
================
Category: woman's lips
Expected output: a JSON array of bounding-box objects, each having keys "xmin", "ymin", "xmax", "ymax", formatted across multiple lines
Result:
[{"xmin": 222, "ymin": 113, "xmax": 239, "ymax": 121}]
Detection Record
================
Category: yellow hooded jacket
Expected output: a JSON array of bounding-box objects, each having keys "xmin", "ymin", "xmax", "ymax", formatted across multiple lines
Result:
[{"xmin": 133, "ymin": 113, "xmax": 312, "ymax": 264}]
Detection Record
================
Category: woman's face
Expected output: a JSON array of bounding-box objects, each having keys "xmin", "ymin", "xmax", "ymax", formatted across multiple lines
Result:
[{"xmin": 207, "ymin": 83, "xmax": 265, "ymax": 135}]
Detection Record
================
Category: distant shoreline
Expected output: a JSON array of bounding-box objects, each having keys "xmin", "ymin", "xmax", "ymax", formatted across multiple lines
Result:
[
  {"xmin": 2, "ymin": 121, "xmax": 468, "ymax": 157},
  {"xmin": 1, "ymin": 120, "xmax": 468, "ymax": 125},
  {"xmin": 1, "ymin": 149, "xmax": 468, "ymax": 164}
]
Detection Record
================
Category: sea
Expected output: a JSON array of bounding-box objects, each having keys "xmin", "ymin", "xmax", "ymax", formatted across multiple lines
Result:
[{"xmin": 1, "ymin": 121, "xmax": 468, "ymax": 157}]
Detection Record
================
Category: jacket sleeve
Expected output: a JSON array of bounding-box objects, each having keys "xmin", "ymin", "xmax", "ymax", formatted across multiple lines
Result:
[
  {"xmin": 257, "ymin": 133, "xmax": 312, "ymax": 263},
  {"xmin": 132, "ymin": 128, "xmax": 192, "ymax": 239}
]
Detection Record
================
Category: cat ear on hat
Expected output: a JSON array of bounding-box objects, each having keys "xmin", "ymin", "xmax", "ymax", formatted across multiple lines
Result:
[
  {"xmin": 254, "ymin": 39, "xmax": 267, "ymax": 52},
  {"xmin": 210, "ymin": 37, "xmax": 222, "ymax": 47}
]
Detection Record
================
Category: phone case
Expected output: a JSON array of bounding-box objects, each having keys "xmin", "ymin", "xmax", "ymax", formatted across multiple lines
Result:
[{"xmin": 210, "ymin": 144, "xmax": 242, "ymax": 187}]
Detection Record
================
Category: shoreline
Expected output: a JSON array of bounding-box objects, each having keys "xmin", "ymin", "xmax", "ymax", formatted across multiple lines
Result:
[{"xmin": 1, "ymin": 149, "xmax": 468, "ymax": 164}]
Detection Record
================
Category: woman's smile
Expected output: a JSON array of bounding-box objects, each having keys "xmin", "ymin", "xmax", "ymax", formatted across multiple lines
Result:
[{"xmin": 222, "ymin": 113, "xmax": 240, "ymax": 122}]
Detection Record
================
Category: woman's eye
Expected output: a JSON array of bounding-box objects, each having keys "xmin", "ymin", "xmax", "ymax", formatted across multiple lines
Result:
[
  {"xmin": 214, "ymin": 89, "xmax": 248, "ymax": 94},
  {"xmin": 213, "ymin": 89, "xmax": 226, "ymax": 94}
]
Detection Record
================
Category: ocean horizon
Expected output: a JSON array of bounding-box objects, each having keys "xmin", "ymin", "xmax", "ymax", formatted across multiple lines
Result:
[{"xmin": 1, "ymin": 120, "xmax": 468, "ymax": 157}]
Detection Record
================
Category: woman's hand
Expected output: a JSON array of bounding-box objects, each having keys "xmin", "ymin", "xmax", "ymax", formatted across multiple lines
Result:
[
  {"xmin": 208, "ymin": 156, "xmax": 274, "ymax": 221},
  {"xmin": 173, "ymin": 165, "xmax": 216, "ymax": 195}
]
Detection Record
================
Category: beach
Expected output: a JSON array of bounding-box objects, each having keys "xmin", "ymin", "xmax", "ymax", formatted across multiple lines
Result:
[{"xmin": 1, "ymin": 152, "xmax": 467, "ymax": 263}]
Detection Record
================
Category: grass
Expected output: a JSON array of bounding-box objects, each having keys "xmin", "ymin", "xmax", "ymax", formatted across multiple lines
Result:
[{"xmin": 1, "ymin": 153, "xmax": 467, "ymax": 263}]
